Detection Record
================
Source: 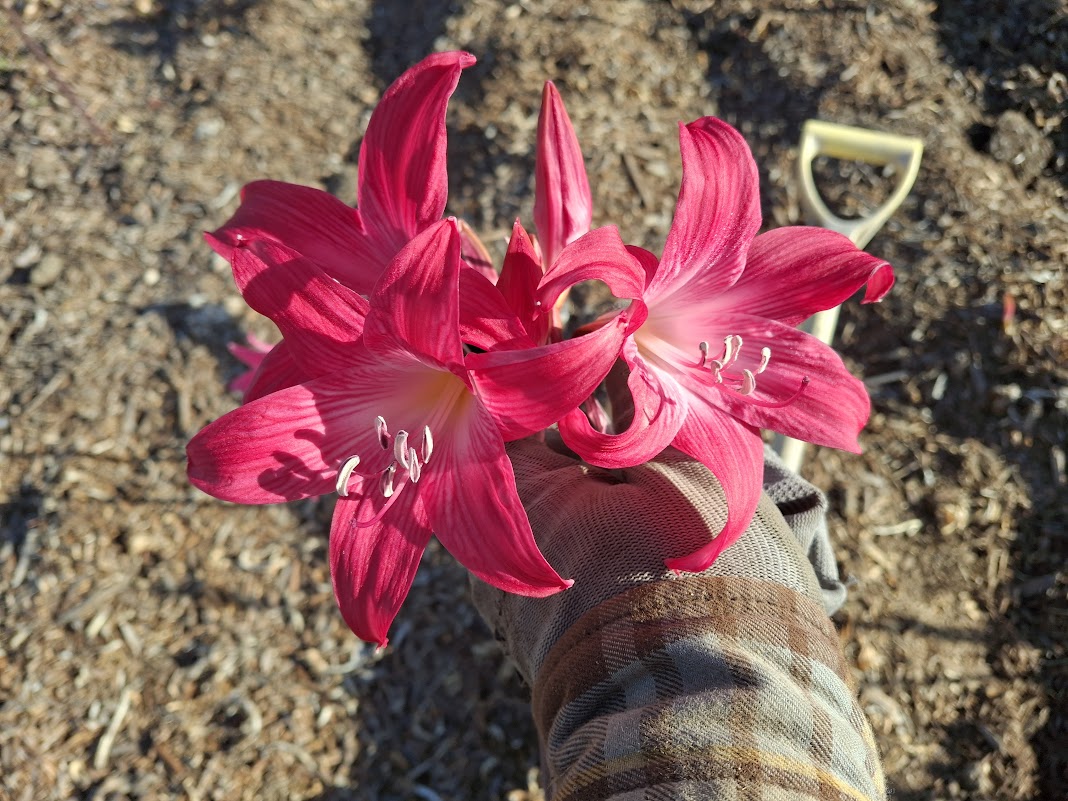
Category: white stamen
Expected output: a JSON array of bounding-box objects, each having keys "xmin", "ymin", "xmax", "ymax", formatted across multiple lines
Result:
[
  {"xmin": 757, "ymin": 347, "xmax": 772, "ymax": 374},
  {"xmin": 721, "ymin": 335, "xmax": 737, "ymax": 366},
  {"xmin": 698, "ymin": 340, "xmax": 709, "ymax": 368},
  {"xmin": 408, "ymin": 452, "xmax": 422, "ymax": 484},
  {"xmin": 394, "ymin": 430, "xmax": 410, "ymax": 467},
  {"xmin": 375, "ymin": 415, "xmax": 390, "ymax": 449},
  {"xmin": 740, "ymin": 369, "xmax": 756, "ymax": 395},
  {"xmin": 380, "ymin": 464, "xmax": 396, "ymax": 498},
  {"xmin": 725, "ymin": 335, "xmax": 745, "ymax": 370},
  {"xmin": 335, "ymin": 455, "xmax": 361, "ymax": 497},
  {"xmin": 421, "ymin": 426, "xmax": 434, "ymax": 463}
]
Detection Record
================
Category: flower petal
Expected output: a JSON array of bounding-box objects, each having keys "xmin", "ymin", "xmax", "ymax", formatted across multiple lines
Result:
[
  {"xmin": 226, "ymin": 337, "xmax": 270, "ymax": 396},
  {"xmin": 241, "ymin": 339, "xmax": 306, "ymax": 403},
  {"xmin": 221, "ymin": 237, "xmax": 368, "ymax": 379},
  {"xmin": 557, "ymin": 341, "xmax": 687, "ymax": 468},
  {"xmin": 188, "ymin": 383, "xmax": 345, "ymax": 504},
  {"xmin": 663, "ymin": 311, "xmax": 871, "ymax": 453},
  {"xmin": 227, "ymin": 334, "xmax": 272, "ymax": 370},
  {"xmin": 625, "ymin": 244, "xmax": 660, "ymax": 289},
  {"xmin": 538, "ymin": 226, "xmax": 649, "ymax": 313},
  {"xmin": 330, "ymin": 490, "xmax": 433, "ymax": 646},
  {"xmin": 458, "ymin": 218, "xmax": 498, "ymax": 284},
  {"xmin": 645, "ymin": 117, "xmax": 761, "ymax": 304},
  {"xmin": 495, "ymin": 220, "xmax": 544, "ymax": 329},
  {"xmin": 534, "ymin": 82, "xmax": 593, "ymax": 269},
  {"xmin": 458, "ymin": 265, "xmax": 535, "ymax": 351},
  {"xmin": 208, "ymin": 180, "xmax": 388, "ymax": 295},
  {"xmin": 420, "ymin": 395, "xmax": 571, "ymax": 596},
  {"xmin": 466, "ymin": 308, "xmax": 633, "ymax": 440},
  {"xmin": 187, "ymin": 356, "xmax": 435, "ymax": 503},
  {"xmin": 664, "ymin": 410, "xmax": 764, "ymax": 573},
  {"xmin": 365, "ymin": 219, "xmax": 465, "ymax": 371},
  {"xmin": 357, "ymin": 52, "xmax": 475, "ymax": 252},
  {"xmin": 717, "ymin": 227, "xmax": 894, "ymax": 327}
]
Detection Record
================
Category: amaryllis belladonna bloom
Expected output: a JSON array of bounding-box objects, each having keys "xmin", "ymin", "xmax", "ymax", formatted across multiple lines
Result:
[
  {"xmin": 206, "ymin": 51, "xmax": 495, "ymax": 402},
  {"xmin": 188, "ymin": 219, "xmax": 644, "ymax": 644},
  {"xmin": 545, "ymin": 114, "xmax": 894, "ymax": 573}
]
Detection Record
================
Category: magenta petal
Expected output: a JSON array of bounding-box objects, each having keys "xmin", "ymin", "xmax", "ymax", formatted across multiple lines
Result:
[
  {"xmin": 242, "ymin": 339, "xmax": 306, "ymax": 403},
  {"xmin": 209, "ymin": 180, "xmax": 387, "ymax": 295},
  {"xmin": 458, "ymin": 218, "xmax": 499, "ymax": 284},
  {"xmin": 534, "ymin": 82, "xmax": 593, "ymax": 269},
  {"xmin": 665, "ymin": 411, "xmax": 764, "ymax": 573},
  {"xmin": 224, "ymin": 238, "xmax": 368, "ymax": 379},
  {"xmin": 466, "ymin": 311, "xmax": 631, "ymax": 440},
  {"xmin": 558, "ymin": 343, "xmax": 686, "ymax": 468},
  {"xmin": 496, "ymin": 220, "xmax": 545, "ymax": 331},
  {"xmin": 226, "ymin": 338, "xmax": 270, "ymax": 395},
  {"xmin": 625, "ymin": 244, "xmax": 660, "ymax": 289},
  {"xmin": 538, "ymin": 226, "xmax": 648, "ymax": 313},
  {"xmin": 227, "ymin": 336, "xmax": 271, "ymax": 370},
  {"xmin": 674, "ymin": 312, "xmax": 870, "ymax": 452},
  {"xmin": 330, "ymin": 492, "xmax": 433, "ymax": 646},
  {"xmin": 357, "ymin": 52, "xmax": 475, "ymax": 251},
  {"xmin": 645, "ymin": 118, "xmax": 761, "ymax": 303},
  {"xmin": 188, "ymin": 358, "xmax": 423, "ymax": 503},
  {"xmin": 720, "ymin": 227, "xmax": 895, "ymax": 326},
  {"xmin": 458, "ymin": 266, "xmax": 535, "ymax": 352},
  {"xmin": 421, "ymin": 399, "xmax": 571, "ymax": 596},
  {"xmin": 188, "ymin": 382, "xmax": 346, "ymax": 503},
  {"xmin": 228, "ymin": 370, "xmax": 256, "ymax": 396},
  {"xmin": 365, "ymin": 219, "xmax": 465, "ymax": 371}
]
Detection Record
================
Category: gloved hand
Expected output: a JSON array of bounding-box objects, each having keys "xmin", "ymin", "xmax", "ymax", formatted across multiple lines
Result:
[
  {"xmin": 471, "ymin": 436, "xmax": 839, "ymax": 686},
  {"xmin": 472, "ymin": 436, "xmax": 886, "ymax": 801}
]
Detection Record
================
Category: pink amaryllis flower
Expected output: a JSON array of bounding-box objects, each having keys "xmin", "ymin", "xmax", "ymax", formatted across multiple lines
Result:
[
  {"xmin": 206, "ymin": 51, "xmax": 494, "ymax": 401},
  {"xmin": 188, "ymin": 219, "xmax": 642, "ymax": 645},
  {"xmin": 552, "ymin": 116, "xmax": 894, "ymax": 572}
]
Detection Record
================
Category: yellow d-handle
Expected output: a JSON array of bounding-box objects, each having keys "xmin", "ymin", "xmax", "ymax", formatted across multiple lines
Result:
[{"xmin": 775, "ymin": 121, "xmax": 923, "ymax": 473}]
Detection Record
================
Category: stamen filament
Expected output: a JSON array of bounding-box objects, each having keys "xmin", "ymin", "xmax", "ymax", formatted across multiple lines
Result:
[
  {"xmin": 335, "ymin": 455, "xmax": 361, "ymax": 497},
  {"xmin": 380, "ymin": 464, "xmax": 397, "ymax": 498}
]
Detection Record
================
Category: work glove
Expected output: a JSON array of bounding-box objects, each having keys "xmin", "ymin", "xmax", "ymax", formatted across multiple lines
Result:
[{"xmin": 471, "ymin": 437, "xmax": 844, "ymax": 686}]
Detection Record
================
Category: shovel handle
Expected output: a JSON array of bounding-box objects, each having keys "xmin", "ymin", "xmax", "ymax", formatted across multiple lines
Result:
[
  {"xmin": 774, "ymin": 121, "xmax": 923, "ymax": 473},
  {"xmin": 797, "ymin": 120, "xmax": 923, "ymax": 251}
]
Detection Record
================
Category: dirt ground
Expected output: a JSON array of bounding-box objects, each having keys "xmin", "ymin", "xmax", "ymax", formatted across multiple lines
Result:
[{"xmin": 1, "ymin": 0, "xmax": 1065, "ymax": 799}]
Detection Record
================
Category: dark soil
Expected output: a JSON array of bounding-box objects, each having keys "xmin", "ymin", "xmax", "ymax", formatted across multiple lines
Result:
[{"xmin": 2, "ymin": 1, "xmax": 1065, "ymax": 799}]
